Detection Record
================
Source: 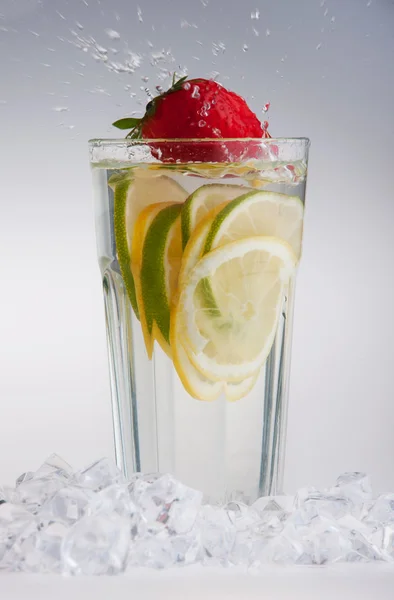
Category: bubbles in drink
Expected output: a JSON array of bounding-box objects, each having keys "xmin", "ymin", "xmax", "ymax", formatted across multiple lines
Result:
[
  {"xmin": 198, "ymin": 120, "xmax": 206, "ymax": 128},
  {"xmin": 183, "ymin": 82, "xmax": 191, "ymax": 90}
]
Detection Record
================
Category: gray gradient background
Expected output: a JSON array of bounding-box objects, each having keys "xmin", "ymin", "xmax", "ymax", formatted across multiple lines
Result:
[{"xmin": 0, "ymin": 0, "xmax": 393, "ymax": 492}]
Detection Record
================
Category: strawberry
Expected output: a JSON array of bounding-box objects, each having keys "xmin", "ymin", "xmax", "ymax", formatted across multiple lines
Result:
[{"xmin": 113, "ymin": 76, "xmax": 271, "ymax": 162}]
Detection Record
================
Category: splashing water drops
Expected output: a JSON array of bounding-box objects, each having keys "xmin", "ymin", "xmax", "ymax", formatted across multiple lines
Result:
[
  {"xmin": 191, "ymin": 85, "xmax": 200, "ymax": 99},
  {"xmin": 242, "ymin": 44, "xmax": 249, "ymax": 52},
  {"xmin": 266, "ymin": 29, "xmax": 271, "ymax": 37},
  {"xmin": 251, "ymin": 10, "xmax": 260, "ymax": 20},
  {"xmin": 52, "ymin": 106, "xmax": 69, "ymax": 112},
  {"xmin": 252, "ymin": 28, "xmax": 259, "ymax": 37},
  {"xmin": 137, "ymin": 6, "xmax": 143, "ymax": 23}
]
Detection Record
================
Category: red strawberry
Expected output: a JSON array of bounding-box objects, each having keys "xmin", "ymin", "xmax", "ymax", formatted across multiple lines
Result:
[{"xmin": 112, "ymin": 76, "xmax": 271, "ymax": 162}]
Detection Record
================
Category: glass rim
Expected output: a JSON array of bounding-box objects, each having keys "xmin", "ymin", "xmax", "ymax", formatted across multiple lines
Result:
[{"xmin": 89, "ymin": 137, "xmax": 310, "ymax": 146}]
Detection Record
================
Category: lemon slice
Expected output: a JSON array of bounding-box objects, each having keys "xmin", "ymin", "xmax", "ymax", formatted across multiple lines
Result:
[
  {"xmin": 204, "ymin": 190, "xmax": 304, "ymax": 260},
  {"xmin": 181, "ymin": 184, "xmax": 248, "ymax": 249},
  {"xmin": 178, "ymin": 203, "xmax": 228, "ymax": 291},
  {"xmin": 138, "ymin": 203, "xmax": 183, "ymax": 358},
  {"xmin": 171, "ymin": 303, "xmax": 259, "ymax": 402},
  {"xmin": 112, "ymin": 172, "xmax": 187, "ymax": 316},
  {"xmin": 177, "ymin": 237, "xmax": 297, "ymax": 381}
]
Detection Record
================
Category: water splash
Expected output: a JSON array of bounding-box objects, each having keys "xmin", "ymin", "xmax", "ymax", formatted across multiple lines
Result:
[
  {"xmin": 251, "ymin": 10, "xmax": 260, "ymax": 19},
  {"xmin": 137, "ymin": 6, "xmax": 143, "ymax": 23},
  {"xmin": 262, "ymin": 102, "xmax": 270, "ymax": 113}
]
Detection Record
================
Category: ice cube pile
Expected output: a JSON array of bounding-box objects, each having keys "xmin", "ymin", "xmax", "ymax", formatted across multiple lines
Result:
[{"xmin": 1, "ymin": 454, "xmax": 394, "ymax": 574}]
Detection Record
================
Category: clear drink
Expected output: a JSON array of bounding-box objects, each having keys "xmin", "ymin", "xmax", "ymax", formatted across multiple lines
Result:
[{"xmin": 90, "ymin": 138, "xmax": 309, "ymax": 504}]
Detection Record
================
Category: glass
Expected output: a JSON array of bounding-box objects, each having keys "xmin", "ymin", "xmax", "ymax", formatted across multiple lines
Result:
[{"xmin": 90, "ymin": 138, "xmax": 310, "ymax": 504}]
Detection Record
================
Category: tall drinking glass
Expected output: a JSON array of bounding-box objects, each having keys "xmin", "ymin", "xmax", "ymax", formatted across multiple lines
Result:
[{"xmin": 90, "ymin": 138, "xmax": 309, "ymax": 504}]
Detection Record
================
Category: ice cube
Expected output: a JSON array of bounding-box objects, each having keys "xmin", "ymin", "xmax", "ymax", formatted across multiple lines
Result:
[
  {"xmin": 290, "ymin": 489, "xmax": 353, "ymax": 526},
  {"xmin": 346, "ymin": 529, "xmax": 386, "ymax": 562},
  {"xmin": 4, "ymin": 521, "xmax": 68, "ymax": 573},
  {"xmin": 61, "ymin": 514, "xmax": 130, "ymax": 575},
  {"xmin": 129, "ymin": 528, "xmax": 201, "ymax": 569},
  {"xmin": 365, "ymin": 494, "xmax": 394, "ymax": 525},
  {"xmin": 131, "ymin": 473, "xmax": 202, "ymax": 535},
  {"xmin": 74, "ymin": 458, "xmax": 125, "ymax": 491},
  {"xmin": 14, "ymin": 475, "xmax": 67, "ymax": 514},
  {"xmin": 15, "ymin": 472, "xmax": 34, "ymax": 487},
  {"xmin": 0, "ymin": 504, "xmax": 35, "ymax": 564},
  {"xmin": 33, "ymin": 454, "xmax": 73, "ymax": 480},
  {"xmin": 39, "ymin": 486, "xmax": 96, "ymax": 526},
  {"xmin": 199, "ymin": 506, "xmax": 236, "ymax": 564},
  {"xmin": 333, "ymin": 472, "xmax": 372, "ymax": 505}
]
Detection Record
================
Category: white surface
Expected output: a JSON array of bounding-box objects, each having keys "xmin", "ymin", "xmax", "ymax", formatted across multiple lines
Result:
[{"xmin": 1, "ymin": 565, "xmax": 394, "ymax": 600}]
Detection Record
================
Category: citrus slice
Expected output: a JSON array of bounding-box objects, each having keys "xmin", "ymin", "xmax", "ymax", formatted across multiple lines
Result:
[
  {"xmin": 181, "ymin": 184, "xmax": 248, "ymax": 249},
  {"xmin": 177, "ymin": 237, "xmax": 297, "ymax": 381},
  {"xmin": 112, "ymin": 172, "xmax": 187, "ymax": 316},
  {"xmin": 171, "ymin": 303, "xmax": 259, "ymax": 402},
  {"xmin": 139, "ymin": 204, "xmax": 183, "ymax": 358},
  {"xmin": 204, "ymin": 190, "xmax": 304, "ymax": 260},
  {"xmin": 131, "ymin": 202, "xmax": 176, "ymax": 358},
  {"xmin": 178, "ymin": 203, "xmax": 228, "ymax": 292}
]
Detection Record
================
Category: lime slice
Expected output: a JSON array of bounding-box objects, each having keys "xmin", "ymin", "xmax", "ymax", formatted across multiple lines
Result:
[
  {"xmin": 204, "ymin": 190, "xmax": 304, "ymax": 260},
  {"xmin": 181, "ymin": 184, "xmax": 248, "ymax": 249},
  {"xmin": 112, "ymin": 172, "xmax": 187, "ymax": 316},
  {"xmin": 139, "ymin": 203, "xmax": 183, "ymax": 358},
  {"xmin": 131, "ymin": 202, "xmax": 176, "ymax": 358},
  {"xmin": 177, "ymin": 237, "xmax": 297, "ymax": 381},
  {"xmin": 171, "ymin": 302, "xmax": 259, "ymax": 402}
]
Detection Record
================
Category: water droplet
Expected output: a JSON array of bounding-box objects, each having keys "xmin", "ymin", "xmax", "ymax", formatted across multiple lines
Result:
[
  {"xmin": 52, "ymin": 106, "xmax": 69, "ymax": 112},
  {"xmin": 252, "ymin": 27, "xmax": 259, "ymax": 37},
  {"xmin": 155, "ymin": 85, "xmax": 163, "ymax": 93},
  {"xmin": 109, "ymin": 47, "xmax": 119, "ymax": 54},
  {"xmin": 41, "ymin": 63, "xmax": 51, "ymax": 68},
  {"xmin": 114, "ymin": 11, "xmax": 120, "ymax": 21},
  {"xmin": 320, "ymin": 0, "xmax": 326, "ymax": 6},
  {"xmin": 147, "ymin": 40, "xmax": 154, "ymax": 48},
  {"xmin": 330, "ymin": 16, "xmax": 336, "ymax": 23},
  {"xmin": 367, "ymin": 0, "xmax": 372, "ymax": 5},
  {"xmin": 262, "ymin": 102, "xmax": 270, "ymax": 113},
  {"xmin": 56, "ymin": 11, "xmax": 66, "ymax": 20},
  {"xmin": 212, "ymin": 41, "xmax": 226, "ymax": 56},
  {"xmin": 105, "ymin": 28, "xmax": 120, "ymax": 40},
  {"xmin": 57, "ymin": 36, "xmax": 65, "ymax": 42},
  {"xmin": 76, "ymin": 21, "xmax": 84, "ymax": 30},
  {"xmin": 251, "ymin": 10, "xmax": 260, "ymax": 19},
  {"xmin": 29, "ymin": 30, "xmax": 40, "ymax": 37},
  {"xmin": 181, "ymin": 19, "xmax": 191, "ymax": 28},
  {"xmin": 47, "ymin": 47, "xmax": 56, "ymax": 52},
  {"xmin": 266, "ymin": 28, "xmax": 271, "ymax": 36},
  {"xmin": 191, "ymin": 85, "xmax": 200, "ymax": 99},
  {"xmin": 242, "ymin": 44, "xmax": 249, "ymax": 52},
  {"xmin": 209, "ymin": 71, "xmax": 220, "ymax": 81},
  {"xmin": 192, "ymin": 56, "xmax": 200, "ymax": 61},
  {"xmin": 212, "ymin": 127, "xmax": 221, "ymax": 136},
  {"xmin": 316, "ymin": 43, "xmax": 322, "ymax": 50},
  {"xmin": 324, "ymin": 8, "xmax": 328, "ymax": 16},
  {"xmin": 196, "ymin": 40, "xmax": 203, "ymax": 45},
  {"xmin": 198, "ymin": 120, "xmax": 206, "ymax": 128},
  {"xmin": 201, "ymin": 0, "xmax": 209, "ymax": 6},
  {"xmin": 137, "ymin": 6, "xmax": 143, "ymax": 22},
  {"xmin": 141, "ymin": 75, "xmax": 149, "ymax": 82},
  {"xmin": 82, "ymin": 0, "xmax": 89, "ymax": 6},
  {"xmin": 0, "ymin": 25, "xmax": 8, "ymax": 32}
]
